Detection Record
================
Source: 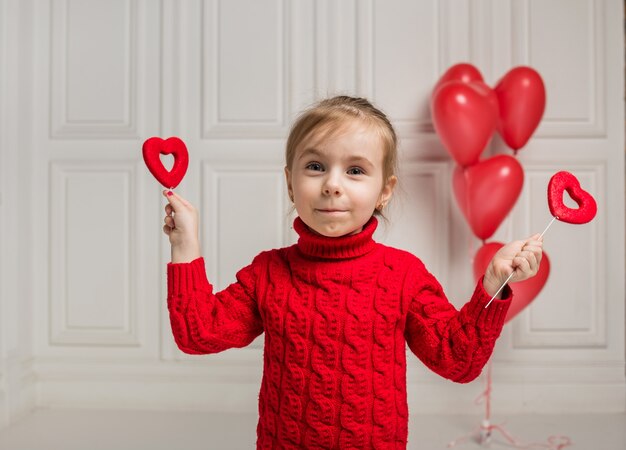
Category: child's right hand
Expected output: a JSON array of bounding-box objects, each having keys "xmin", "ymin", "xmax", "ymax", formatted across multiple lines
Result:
[{"xmin": 162, "ymin": 190, "xmax": 201, "ymax": 263}]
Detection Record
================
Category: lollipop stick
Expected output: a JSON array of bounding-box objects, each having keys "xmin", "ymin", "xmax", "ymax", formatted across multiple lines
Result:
[
  {"xmin": 484, "ymin": 216, "xmax": 557, "ymax": 309},
  {"xmin": 538, "ymin": 215, "xmax": 557, "ymax": 240}
]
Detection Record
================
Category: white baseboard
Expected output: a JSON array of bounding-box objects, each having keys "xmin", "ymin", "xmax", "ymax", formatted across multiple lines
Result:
[
  {"xmin": 0, "ymin": 356, "xmax": 37, "ymax": 428},
  {"xmin": 32, "ymin": 358, "xmax": 626, "ymax": 415}
]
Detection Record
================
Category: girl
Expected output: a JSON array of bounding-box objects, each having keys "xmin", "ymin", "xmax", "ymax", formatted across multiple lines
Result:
[{"xmin": 162, "ymin": 96, "xmax": 543, "ymax": 449}]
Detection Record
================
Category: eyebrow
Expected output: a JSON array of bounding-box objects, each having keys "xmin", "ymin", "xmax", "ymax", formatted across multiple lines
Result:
[
  {"xmin": 298, "ymin": 147, "xmax": 375, "ymax": 168},
  {"xmin": 298, "ymin": 147, "xmax": 324, "ymax": 160}
]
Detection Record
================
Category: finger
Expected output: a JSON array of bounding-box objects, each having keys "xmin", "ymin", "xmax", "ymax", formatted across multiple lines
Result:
[
  {"xmin": 521, "ymin": 242, "xmax": 542, "ymax": 255},
  {"xmin": 165, "ymin": 203, "xmax": 173, "ymax": 216},
  {"xmin": 162, "ymin": 224, "xmax": 172, "ymax": 236},
  {"xmin": 525, "ymin": 233, "xmax": 543, "ymax": 244},
  {"xmin": 167, "ymin": 190, "xmax": 192, "ymax": 208},
  {"xmin": 523, "ymin": 246, "xmax": 542, "ymax": 265},
  {"xmin": 162, "ymin": 190, "xmax": 184, "ymax": 211},
  {"xmin": 532, "ymin": 246, "xmax": 543, "ymax": 266},
  {"xmin": 522, "ymin": 244, "xmax": 541, "ymax": 255},
  {"xmin": 520, "ymin": 250, "xmax": 538, "ymax": 271},
  {"xmin": 164, "ymin": 216, "xmax": 175, "ymax": 228},
  {"xmin": 513, "ymin": 255, "xmax": 531, "ymax": 275}
]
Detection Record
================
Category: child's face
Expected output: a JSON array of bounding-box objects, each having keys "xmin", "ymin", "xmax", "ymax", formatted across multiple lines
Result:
[{"xmin": 285, "ymin": 120, "xmax": 396, "ymax": 237}]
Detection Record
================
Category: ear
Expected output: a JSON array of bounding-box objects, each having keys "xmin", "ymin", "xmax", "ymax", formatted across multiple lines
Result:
[
  {"xmin": 378, "ymin": 175, "xmax": 397, "ymax": 207},
  {"xmin": 284, "ymin": 166, "xmax": 293, "ymax": 200}
]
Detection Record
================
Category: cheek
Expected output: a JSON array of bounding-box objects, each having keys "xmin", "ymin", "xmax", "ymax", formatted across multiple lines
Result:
[
  {"xmin": 351, "ymin": 180, "xmax": 383, "ymax": 204},
  {"xmin": 292, "ymin": 175, "xmax": 318, "ymax": 197}
]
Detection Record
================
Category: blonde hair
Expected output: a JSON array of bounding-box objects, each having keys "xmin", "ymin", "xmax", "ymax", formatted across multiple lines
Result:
[{"xmin": 285, "ymin": 96, "xmax": 398, "ymax": 216}]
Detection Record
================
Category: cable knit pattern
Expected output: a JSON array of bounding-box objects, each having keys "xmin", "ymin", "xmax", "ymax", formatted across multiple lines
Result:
[{"xmin": 167, "ymin": 217, "xmax": 512, "ymax": 449}]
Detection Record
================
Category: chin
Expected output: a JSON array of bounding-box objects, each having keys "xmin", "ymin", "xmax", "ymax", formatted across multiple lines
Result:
[{"xmin": 313, "ymin": 223, "xmax": 361, "ymax": 238}]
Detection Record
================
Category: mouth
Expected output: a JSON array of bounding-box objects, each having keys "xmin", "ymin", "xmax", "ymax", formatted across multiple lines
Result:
[{"xmin": 315, "ymin": 209, "xmax": 348, "ymax": 214}]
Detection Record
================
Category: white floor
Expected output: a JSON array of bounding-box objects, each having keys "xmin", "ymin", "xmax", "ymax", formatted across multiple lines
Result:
[{"xmin": 0, "ymin": 409, "xmax": 625, "ymax": 449}]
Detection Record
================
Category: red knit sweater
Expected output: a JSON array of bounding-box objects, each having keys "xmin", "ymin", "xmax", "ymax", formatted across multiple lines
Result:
[{"xmin": 167, "ymin": 217, "xmax": 512, "ymax": 449}]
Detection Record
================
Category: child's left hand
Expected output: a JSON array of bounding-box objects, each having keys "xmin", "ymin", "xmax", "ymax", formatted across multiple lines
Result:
[{"xmin": 483, "ymin": 234, "xmax": 544, "ymax": 299}]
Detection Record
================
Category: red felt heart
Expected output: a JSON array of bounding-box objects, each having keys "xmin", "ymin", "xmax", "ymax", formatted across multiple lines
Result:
[
  {"xmin": 142, "ymin": 137, "xmax": 189, "ymax": 189},
  {"xmin": 452, "ymin": 155, "xmax": 524, "ymax": 240},
  {"xmin": 547, "ymin": 171, "xmax": 597, "ymax": 224},
  {"xmin": 431, "ymin": 80, "xmax": 499, "ymax": 167},
  {"xmin": 473, "ymin": 242, "xmax": 551, "ymax": 323},
  {"xmin": 494, "ymin": 66, "xmax": 546, "ymax": 151}
]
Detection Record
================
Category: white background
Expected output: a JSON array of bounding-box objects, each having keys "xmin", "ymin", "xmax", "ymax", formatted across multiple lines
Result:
[{"xmin": 0, "ymin": 0, "xmax": 624, "ymax": 427}]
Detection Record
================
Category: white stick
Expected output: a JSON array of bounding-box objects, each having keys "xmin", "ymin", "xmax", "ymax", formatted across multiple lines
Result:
[
  {"xmin": 484, "ymin": 272, "xmax": 516, "ymax": 308},
  {"xmin": 538, "ymin": 215, "xmax": 557, "ymax": 240},
  {"xmin": 484, "ymin": 216, "xmax": 557, "ymax": 309}
]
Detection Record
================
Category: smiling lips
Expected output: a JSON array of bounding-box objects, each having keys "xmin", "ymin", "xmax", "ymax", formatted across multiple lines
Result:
[{"xmin": 316, "ymin": 209, "xmax": 348, "ymax": 214}]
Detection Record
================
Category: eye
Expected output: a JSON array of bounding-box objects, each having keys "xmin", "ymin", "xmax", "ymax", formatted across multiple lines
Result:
[
  {"xmin": 305, "ymin": 162, "xmax": 324, "ymax": 171},
  {"xmin": 347, "ymin": 167, "xmax": 365, "ymax": 175}
]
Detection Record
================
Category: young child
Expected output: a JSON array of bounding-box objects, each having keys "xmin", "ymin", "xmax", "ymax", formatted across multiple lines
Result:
[{"xmin": 162, "ymin": 96, "xmax": 543, "ymax": 449}]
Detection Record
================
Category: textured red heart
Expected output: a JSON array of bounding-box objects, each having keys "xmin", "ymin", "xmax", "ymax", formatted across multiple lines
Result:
[
  {"xmin": 452, "ymin": 155, "xmax": 524, "ymax": 240},
  {"xmin": 142, "ymin": 137, "xmax": 189, "ymax": 189},
  {"xmin": 431, "ymin": 80, "xmax": 499, "ymax": 167},
  {"xmin": 473, "ymin": 242, "xmax": 550, "ymax": 323},
  {"xmin": 548, "ymin": 171, "xmax": 597, "ymax": 224},
  {"xmin": 494, "ymin": 66, "xmax": 546, "ymax": 151}
]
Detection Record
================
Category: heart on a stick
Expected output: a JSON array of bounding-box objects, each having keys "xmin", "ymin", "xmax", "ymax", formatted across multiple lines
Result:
[
  {"xmin": 547, "ymin": 171, "xmax": 597, "ymax": 224},
  {"xmin": 142, "ymin": 137, "xmax": 189, "ymax": 189}
]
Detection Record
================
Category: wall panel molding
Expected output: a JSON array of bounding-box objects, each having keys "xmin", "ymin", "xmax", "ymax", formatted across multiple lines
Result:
[
  {"xmin": 49, "ymin": 161, "xmax": 140, "ymax": 346},
  {"xmin": 200, "ymin": 162, "xmax": 288, "ymax": 289},
  {"xmin": 201, "ymin": 0, "xmax": 291, "ymax": 138},
  {"xmin": 363, "ymin": 0, "xmax": 444, "ymax": 137},
  {"xmin": 510, "ymin": 0, "xmax": 606, "ymax": 138},
  {"xmin": 50, "ymin": 0, "xmax": 141, "ymax": 138}
]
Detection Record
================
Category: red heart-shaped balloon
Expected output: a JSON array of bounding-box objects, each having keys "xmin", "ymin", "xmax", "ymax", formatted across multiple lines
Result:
[
  {"xmin": 432, "ymin": 63, "xmax": 485, "ymax": 97},
  {"xmin": 453, "ymin": 155, "xmax": 524, "ymax": 240},
  {"xmin": 431, "ymin": 80, "xmax": 499, "ymax": 167},
  {"xmin": 494, "ymin": 66, "xmax": 546, "ymax": 151},
  {"xmin": 142, "ymin": 137, "xmax": 189, "ymax": 189},
  {"xmin": 473, "ymin": 242, "xmax": 550, "ymax": 323},
  {"xmin": 548, "ymin": 171, "xmax": 597, "ymax": 224}
]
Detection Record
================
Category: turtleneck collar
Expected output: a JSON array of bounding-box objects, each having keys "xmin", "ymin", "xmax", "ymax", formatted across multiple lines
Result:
[{"xmin": 293, "ymin": 216, "xmax": 378, "ymax": 260}]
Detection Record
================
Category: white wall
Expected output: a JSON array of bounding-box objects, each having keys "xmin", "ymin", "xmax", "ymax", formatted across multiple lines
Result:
[{"xmin": 0, "ymin": 0, "xmax": 624, "ymax": 427}]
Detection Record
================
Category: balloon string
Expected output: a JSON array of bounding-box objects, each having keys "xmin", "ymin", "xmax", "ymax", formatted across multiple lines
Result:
[
  {"xmin": 484, "ymin": 215, "xmax": 557, "ymax": 309},
  {"xmin": 472, "ymin": 361, "xmax": 492, "ymax": 416},
  {"xmin": 448, "ymin": 363, "xmax": 572, "ymax": 449},
  {"xmin": 448, "ymin": 424, "xmax": 573, "ymax": 449}
]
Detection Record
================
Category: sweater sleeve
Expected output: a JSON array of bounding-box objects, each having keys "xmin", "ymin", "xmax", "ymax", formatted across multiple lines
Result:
[
  {"xmin": 404, "ymin": 260, "xmax": 511, "ymax": 383},
  {"xmin": 167, "ymin": 256, "xmax": 264, "ymax": 355}
]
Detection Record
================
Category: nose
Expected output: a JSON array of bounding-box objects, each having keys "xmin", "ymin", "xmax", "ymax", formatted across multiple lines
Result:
[{"xmin": 322, "ymin": 172, "xmax": 342, "ymax": 197}]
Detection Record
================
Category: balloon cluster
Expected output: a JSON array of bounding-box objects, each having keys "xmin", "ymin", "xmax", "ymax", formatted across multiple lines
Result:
[{"xmin": 431, "ymin": 63, "xmax": 548, "ymax": 323}]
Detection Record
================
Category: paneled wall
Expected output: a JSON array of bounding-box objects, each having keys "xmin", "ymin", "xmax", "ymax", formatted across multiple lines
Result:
[{"xmin": 0, "ymin": 0, "xmax": 624, "ymax": 426}]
